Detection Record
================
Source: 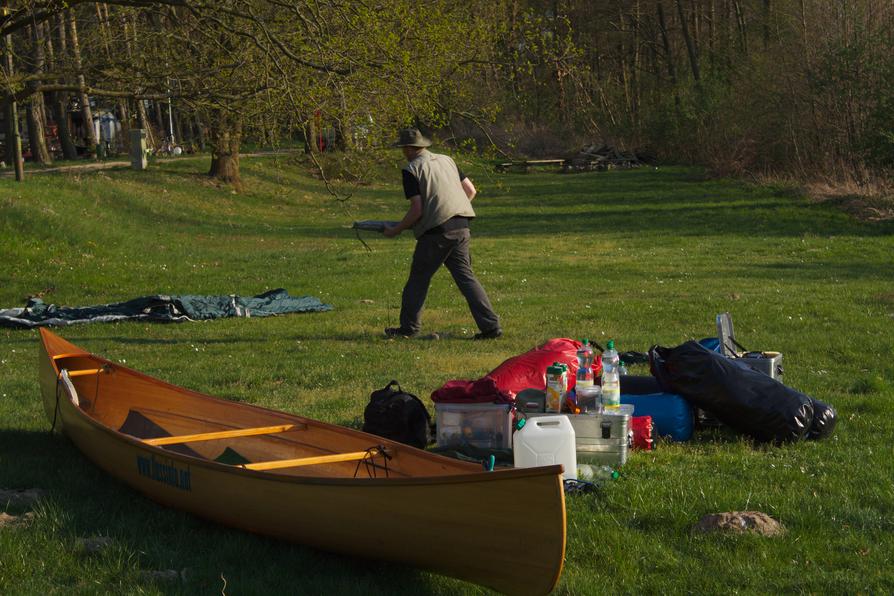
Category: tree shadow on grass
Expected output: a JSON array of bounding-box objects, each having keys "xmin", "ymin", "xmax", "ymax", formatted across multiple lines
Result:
[{"xmin": 0, "ymin": 428, "xmax": 459, "ymax": 595}]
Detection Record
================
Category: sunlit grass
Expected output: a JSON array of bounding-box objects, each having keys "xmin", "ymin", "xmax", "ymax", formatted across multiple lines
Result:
[{"xmin": 1, "ymin": 156, "xmax": 893, "ymax": 593}]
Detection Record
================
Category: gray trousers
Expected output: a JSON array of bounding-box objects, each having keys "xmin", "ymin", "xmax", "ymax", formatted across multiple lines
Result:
[{"xmin": 400, "ymin": 228, "xmax": 500, "ymax": 333}]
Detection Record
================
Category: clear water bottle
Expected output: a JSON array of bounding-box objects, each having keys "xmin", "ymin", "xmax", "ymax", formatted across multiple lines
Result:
[
  {"xmin": 618, "ymin": 360, "xmax": 629, "ymax": 376},
  {"xmin": 601, "ymin": 339, "xmax": 621, "ymax": 409},
  {"xmin": 578, "ymin": 463, "xmax": 619, "ymax": 481},
  {"xmin": 576, "ymin": 339, "xmax": 595, "ymax": 388}
]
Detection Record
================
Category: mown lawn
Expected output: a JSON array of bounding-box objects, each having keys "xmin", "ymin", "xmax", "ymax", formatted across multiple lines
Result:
[{"xmin": 1, "ymin": 154, "xmax": 893, "ymax": 594}]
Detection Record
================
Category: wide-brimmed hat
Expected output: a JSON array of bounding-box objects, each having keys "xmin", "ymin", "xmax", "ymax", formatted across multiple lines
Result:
[{"xmin": 392, "ymin": 128, "xmax": 432, "ymax": 148}]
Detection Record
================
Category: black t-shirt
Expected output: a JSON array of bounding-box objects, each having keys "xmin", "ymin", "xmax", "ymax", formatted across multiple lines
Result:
[{"xmin": 402, "ymin": 168, "xmax": 466, "ymax": 199}]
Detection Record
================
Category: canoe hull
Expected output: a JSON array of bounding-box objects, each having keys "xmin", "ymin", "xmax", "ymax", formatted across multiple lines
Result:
[{"xmin": 38, "ymin": 330, "xmax": 566, "ymax": 595}]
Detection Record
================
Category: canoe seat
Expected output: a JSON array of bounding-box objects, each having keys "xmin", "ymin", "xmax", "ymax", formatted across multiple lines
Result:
[
  {"xmin": 143, "ymin": 424, "xmax": 297, "ymax": 446},
  {"xmin": 118, "ymin": 410, "xmax": 203, "ymax": 458},
  {"xmin": 242, "ymin": 447, "xmax": 390, "ymax": 472}
]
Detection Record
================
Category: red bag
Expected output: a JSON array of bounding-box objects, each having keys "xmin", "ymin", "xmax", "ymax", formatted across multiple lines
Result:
[
  {"xmin": 430, "ymin": 338, "xmax": 604, "ymax": 405},
  {"xmin": 487, "ymin": 338, "xmax": 603, "ymax": 395},
  {"xmin": 631, "ymin": 416, "xmax": 654, "ymax": 450},
  {"xmin": 430, "ymin": 377, "xmax": 513, "ymax": 404}
]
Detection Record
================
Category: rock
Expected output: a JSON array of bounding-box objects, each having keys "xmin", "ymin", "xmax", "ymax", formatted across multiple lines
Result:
[
  {"xmin": 0, "ymin": 511, "xmax": 35, "ymax": 529},
  {"xmin": 359, "ymin": 299, "xmax": 374, "ymax": 304},
  {"xmin": 694, "ymin": 511, "xmax": 785, "ymax": 537},
  {"xmin": 77, "ymin": 536, "xmax": 114, "ymax": 556},
  {"xmin": 140, "ymin": 569, "xmax": 182, "ymax": 583},
  {"xmin": 0, "ymin": 488, "xmax": 46, "ymax": 508}
]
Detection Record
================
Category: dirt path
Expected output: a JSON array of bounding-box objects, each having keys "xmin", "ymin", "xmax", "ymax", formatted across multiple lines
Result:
[{"xmin": 0, "ymin": 151, "xmax": 291, "ymax": 178}]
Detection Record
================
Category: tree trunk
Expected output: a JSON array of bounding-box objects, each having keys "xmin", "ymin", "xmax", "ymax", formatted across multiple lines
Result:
[
  {"xmin": 116, "ymin": 100, "xmax": 129, "ymax": 153},
  {"xmin": 136, "ymin": 99, "xmax": 155, "ymax": 148},
  {"xmin": 154, "ymin": 100, "xmax": 166, "ymax": 137},
  {"xmin": 26, "ymin": 25, "xmax": 52, "ymax": 164},
  {"xmin": 3, "ymin": 23, "xmax": 24, "ymax": 181},
  {"xmin": 304, "ymin": 115, "xmax": 319, "ymax": 153},
  {"xmin": 194, "ymin": 115, "xmax": 206, "ymax": 150},
  {"xmin": 66, "ymin": 9, "xmax": 97, "ymax": 157},
  {"xmin": 676, "ymin": 0, "xmax": 701, "ymax": 82},
  {"xmin": 26, "ymin": 100, "xmax": 53, "ymax": 164},
  {"xmin": 174, "ymin": 107, "xmax": 185, "ymax": 147},
  {"xmin": 47, "ymin": 18, "xmax": 78, "ymax": 160},
  {"xmin": 208, "ymin": 110, "xmax": 243, "ymax": 191},
  {"xmin": 656, "ymin": 1, "xmax": 678, "ymax": 85},
  {"xmin": 733, "ymin": 0, "xmax": 748, "ymax": 54},
  {"xmin": 121, "ymin": 13, "xmax": 150, "ymax": 151}
]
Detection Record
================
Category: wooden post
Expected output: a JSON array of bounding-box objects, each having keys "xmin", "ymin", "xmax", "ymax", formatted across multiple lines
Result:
[
  {"xmin": 8, "ymin": 99, "xmax": 24, "ymax": 181},
  {"xmin": 129, "ymin": 128, "xmax": 147, "ymax": 170}
]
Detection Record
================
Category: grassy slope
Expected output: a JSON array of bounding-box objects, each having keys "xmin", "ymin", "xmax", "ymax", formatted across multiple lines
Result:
[{"xmin": 1, "ymin": 156, "xmax": 893, "ymax": 594}]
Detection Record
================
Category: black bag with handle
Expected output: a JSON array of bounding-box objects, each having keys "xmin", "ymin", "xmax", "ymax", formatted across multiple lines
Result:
[
  {"xmin": 649, "ymin": 341, "xmax": 815, "ymax": 444},
  {"xmin": 362, "ymin": 380, "xmax": 433, "ymax": 448}
]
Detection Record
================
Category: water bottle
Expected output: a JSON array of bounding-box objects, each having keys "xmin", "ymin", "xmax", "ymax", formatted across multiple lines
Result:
[
  {"xmin": 575, "ymin": 339, "xmax": 595, "ymax": 388},
  {"xmin": 578, "ymin": 463, "xmax": 619, "ymax": 481},
  {"xmin": 601, "ymin": 339, "xmax": 621, "ymax": 409},
  {"xmin": 618, "ymin": 360, "xmax": 629, "ymax": 376}
]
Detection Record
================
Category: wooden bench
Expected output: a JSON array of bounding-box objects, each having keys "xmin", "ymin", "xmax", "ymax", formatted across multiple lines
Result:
[{"xmin": 495, "ymin": 159, "xmax": 566, "ymax": 173}]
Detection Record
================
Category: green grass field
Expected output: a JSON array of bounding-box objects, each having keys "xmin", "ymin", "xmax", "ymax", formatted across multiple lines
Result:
[{"xmin": 1, "ymin": 154, "xmax": 893, "ymax": 594}]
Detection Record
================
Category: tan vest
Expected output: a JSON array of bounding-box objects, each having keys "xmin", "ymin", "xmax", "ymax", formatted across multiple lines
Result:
[{"xmin": 404, "ymin": 150, "xmax": 475, "ymax": 239}]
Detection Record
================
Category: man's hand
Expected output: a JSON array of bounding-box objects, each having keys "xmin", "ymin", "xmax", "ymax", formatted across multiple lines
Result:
[{"xmin": 385, "ymin": 196, "xmax": 421, "ymax": 238}]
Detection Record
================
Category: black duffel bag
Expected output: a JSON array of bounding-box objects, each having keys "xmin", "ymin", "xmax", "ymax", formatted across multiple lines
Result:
[
  {"xmin": 361, "ymin": 380, "xmax": 433, "ymax": 449},
  {"xmin": 649, "ymin": 341, "xmax": 815, "ymax": 443}
]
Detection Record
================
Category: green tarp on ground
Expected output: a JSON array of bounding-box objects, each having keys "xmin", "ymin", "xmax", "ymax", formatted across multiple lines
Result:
[{"xmin": 0, "ymin": 288, "xmax": 332, "ymax": 329}]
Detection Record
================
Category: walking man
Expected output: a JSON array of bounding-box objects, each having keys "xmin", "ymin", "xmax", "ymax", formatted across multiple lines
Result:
[{"xmin": 383, "ymin": 128, "xmax": 501, "ymax": 339}]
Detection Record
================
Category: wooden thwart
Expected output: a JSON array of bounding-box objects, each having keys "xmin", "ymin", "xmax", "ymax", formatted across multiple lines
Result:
[
  {"xmin": 143, "ymin": 424, "xmax": 296, "ymax": 446},
  {"xmin": 242, "ymin": 448, "xmax": 384, "ymax": 471},
  {"xmin": 66, "ymin": 368, "xmax": 106, "ymax": 378},
  {"xmin": 52, "ymin": 352, "xmax": 89, "ymax": 361}
]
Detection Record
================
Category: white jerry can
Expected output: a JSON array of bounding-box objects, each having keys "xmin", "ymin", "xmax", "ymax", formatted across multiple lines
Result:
[{"xmin": 513, "ymin": 415, "xmax": 577, "ymax": 480}]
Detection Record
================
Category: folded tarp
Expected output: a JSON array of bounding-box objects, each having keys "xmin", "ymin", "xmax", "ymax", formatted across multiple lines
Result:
[{"xmin": 0, "ymin": 288, "xmax": 332, "ymax": 328}]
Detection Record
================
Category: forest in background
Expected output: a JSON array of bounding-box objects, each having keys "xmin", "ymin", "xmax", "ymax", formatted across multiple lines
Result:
[{"xmin": 2, "ymin": 0, "xmax": 893, "ymax": 196}]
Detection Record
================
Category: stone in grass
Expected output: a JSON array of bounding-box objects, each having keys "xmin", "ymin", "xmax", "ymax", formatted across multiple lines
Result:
[
  {"xmin": 0, "ymin": 488, "xmax": 46, "ymax": 509},
  {"xmin": 694, "ymin": 511, "xmax": 786, "ymax": 537},
  {"xmin": 0, "ymin": 511, "xmax": 35, "ymax": 529},
  {"xmin": 139, "ymin": 569, "xmax": 182, "ymax": 583},
  {"xmin": 77, "ymin": 536, "xmax": 114, "ymax": 556}
]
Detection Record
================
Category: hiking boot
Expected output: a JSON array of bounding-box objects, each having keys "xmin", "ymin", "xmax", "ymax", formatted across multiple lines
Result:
[
  {"xmin": 384, "ymin": 327, "xmax": 418, "ymax": 338},
  {"xmin": 473, "ymin": 328, "xmax": 503, "ymax": 340}
]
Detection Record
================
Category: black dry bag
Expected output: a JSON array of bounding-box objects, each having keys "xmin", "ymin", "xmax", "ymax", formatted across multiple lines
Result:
[
  {"xmin": 362, "ymin": 380, "xmax": 433, "ymax": 449},
  {"xmin": 649, "ymin": 341, "xmax": 815, "ymax": 444}
]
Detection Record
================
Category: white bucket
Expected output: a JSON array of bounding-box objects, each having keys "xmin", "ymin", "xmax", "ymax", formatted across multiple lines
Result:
[{"xmin": 513, "ymin": 415, "xmax": 577, "ymax": 480}]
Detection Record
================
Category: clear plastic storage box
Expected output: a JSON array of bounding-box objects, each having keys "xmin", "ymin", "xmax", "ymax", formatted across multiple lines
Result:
[{"xmin": 435, "ymin": 402, "xmax": 513, "ymax": 449}]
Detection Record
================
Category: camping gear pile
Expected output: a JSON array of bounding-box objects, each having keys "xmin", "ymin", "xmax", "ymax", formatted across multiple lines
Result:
[
  {"xmin": 366, "ymin": 312, "xmax": 837, "ymax": 484},
  {"xmin": 37, "ymin": 311, "xmax": 838, "ymax": 594}
]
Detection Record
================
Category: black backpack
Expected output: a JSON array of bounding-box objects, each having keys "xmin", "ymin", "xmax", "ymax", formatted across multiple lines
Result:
[{"xmin": 362, "ymin": 380, "xmax": 433, "ymax": 449}]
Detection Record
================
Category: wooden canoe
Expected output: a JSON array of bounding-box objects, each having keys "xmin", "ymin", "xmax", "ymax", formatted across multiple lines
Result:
[{"xmin": 38, "ymin": 329, "xmax": 566, "ymax": 594}]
